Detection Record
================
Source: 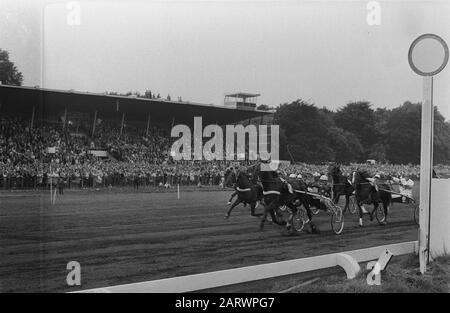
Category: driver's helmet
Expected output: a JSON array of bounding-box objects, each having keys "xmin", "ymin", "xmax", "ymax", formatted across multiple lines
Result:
[
  {"xmin": 297, "ymin": 174, "xmax": 303, "ymax": 179},
  {"xmin": 319, "ymin": 174, "xmax": 328, "ymax": 181},
  {"xmin": 289, "ymin": 174, "xmax": 296, "ymax": 179}
]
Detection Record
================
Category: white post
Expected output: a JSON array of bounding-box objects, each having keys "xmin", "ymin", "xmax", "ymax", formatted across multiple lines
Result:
[
  {"xmin": 92, "ymin": 110, "xmax": 98, "ymax": 137},
  {"xmin": 120, "ymin": 112, "xmax": 125, "ymax": 137},
  {"xmin": 53, "ymin": 188, "xmax": 57, "ymax": 205},
  {"xmin": 63, "ymin": 106, "xmax": 67, "ymax": 130},
  {"xmin": 30, "ymin": 105, "xmax": 35, "ymax": 129},
  {"xmin": 146, "ymin": 113, "xmax": 151, "ymax": 136},
  {"xmin": 50, "ymin": 165, "xmax": 53, "ymax": 204},
  {"xmin": 177, "ymin": 184, "xmax": 180, "ymax": 200},
  {"xmin": 419, "ymin": 76, "xmax": 434, "ymax": 274}
]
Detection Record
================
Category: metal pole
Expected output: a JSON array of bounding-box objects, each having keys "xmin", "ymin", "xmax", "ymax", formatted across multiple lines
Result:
[
  {"xmin": 30, "ymin": 105, "xmax": 35, "ymax": 129},
  {"xmin": 63, "ymin": 106, "xmax": 67, "ymax": 130},
  {"xmin": 92, "ymin": 110, "xmax": 97, "ymax": 137},
  {"xmin": 146, "ymin": 113, "xmax": 151, "ymax": 136},
  {"xmin": 50, "ymin": 164, "xmax": 52, "ymax": 204},
  {"xmin": 419, "ymin": 76, "xmax": 434, "ymax": 274},
  {"xmin": 120, "ymin": 112, "xmax": 125, "ymax": 137}
]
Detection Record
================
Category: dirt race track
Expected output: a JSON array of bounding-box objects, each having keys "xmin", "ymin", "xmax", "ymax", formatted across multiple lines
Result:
[{"xmin": 0, "ymin": 187, "xmax": 418, "ymax": 292}]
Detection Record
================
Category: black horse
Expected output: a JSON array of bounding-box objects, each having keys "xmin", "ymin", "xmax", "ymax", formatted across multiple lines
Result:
[
  {"xmin": 352, "ymin": 170, "xmax": 392, "ymax": 226},
  {"xmin": 287, "ymin": 177, "xmax": 322, "ymax": 224},
  {"xmin": 328, "ymin": 164, "xmax": 355, "ymax": 213},
  {"xmin": 223, "ymin": 166, "xmax": 263, "ymax": 218},
  {"xmin": 251, "ymin": 162, "xmax": 317, "ymax": 233}
]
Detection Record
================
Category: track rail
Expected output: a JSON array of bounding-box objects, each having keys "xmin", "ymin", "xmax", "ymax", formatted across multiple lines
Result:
[{"xmin": 74, "ymin": 240, "xmax": 418, "ymax": 293}]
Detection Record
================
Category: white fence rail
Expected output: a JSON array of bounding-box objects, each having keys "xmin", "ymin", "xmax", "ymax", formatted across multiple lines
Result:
[{"xmin": 75, "ymin": 240, "xmax": 418, "ymax": 293}]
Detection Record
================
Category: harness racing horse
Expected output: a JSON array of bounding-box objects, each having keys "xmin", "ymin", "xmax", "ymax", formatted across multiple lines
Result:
[
  {"xmin": 286, "ymin": 177, "xmax": 320, "ymax": 224},
  {"xmin": 223, "ymin": 166, "xmax": 263, "ymax": 218},
  {"xmin": 352, "ymin": 170, "xmax": 392, "ymax": 227},
  {"xmin": 251, "ymin": 162, "xmax": 317, "ymax": 233},
  {"xmin": 328, "ymin": 163, "xmax": 355, "ymax": 213}
]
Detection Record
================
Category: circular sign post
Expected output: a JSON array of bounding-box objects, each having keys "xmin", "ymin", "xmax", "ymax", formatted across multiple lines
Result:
[{"xmin": 408, "ymin": 34, "xmax": 449, "ymax": 274}]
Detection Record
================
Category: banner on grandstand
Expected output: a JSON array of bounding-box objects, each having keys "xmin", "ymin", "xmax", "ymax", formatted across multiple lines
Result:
[
  {"xmin": 47, "ymin": 147, "xmax": 58, "ymax": 154},
  {"xmin": 89, "ymin": 150, "xmax": 108, "ymax": 157}
]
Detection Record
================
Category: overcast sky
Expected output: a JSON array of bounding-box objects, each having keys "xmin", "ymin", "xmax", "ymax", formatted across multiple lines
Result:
[{"xmin": 1, "ymin": 0, "xmax": 450, "ymax": 119}]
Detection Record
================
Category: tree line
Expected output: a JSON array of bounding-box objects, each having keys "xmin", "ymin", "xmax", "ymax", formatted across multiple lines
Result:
[{"xmin": 275, "ymin": 99, "xmax": 450, "ymax": 165}]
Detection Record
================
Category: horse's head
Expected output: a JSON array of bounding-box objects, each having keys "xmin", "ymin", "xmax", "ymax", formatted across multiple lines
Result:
[
  {"xmin": 327, "ymin": 163, "xmax": 341, "ymax": 178},
  {"xmin": 234, "ymin": 166, "xmax": 245, "ymax": 181},
  {"xmin": 249, "ymin": 161, "xmax": 261, "ymax": 180},
  {"xmin": 235, "ymin": 166, "xmax": 254, "ymax": 188},
  {"xmin": 352, "ymin": 170, "xmax": 368, "ymax": 186}
]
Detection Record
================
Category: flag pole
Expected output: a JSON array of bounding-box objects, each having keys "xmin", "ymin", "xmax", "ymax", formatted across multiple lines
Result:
[{"xmin": 50, "ymin": 164, "xmax": 53, "ymax": 205}]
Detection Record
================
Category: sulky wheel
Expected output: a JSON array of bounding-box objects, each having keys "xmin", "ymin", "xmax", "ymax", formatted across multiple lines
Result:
[
  {"xmin": 375, "ymin": 205, "xmax": 386, "ymax": 224},
  {"xmin": 331, "ymin": 208, "xmax": 344, "ymax": 235},
  {"xmin": 292, "ymin": 207, "xmax": 308, "ymax": 232},
  {"xmin": 348, "ymin": 196, "xmax": 357, "ymax": 214}
]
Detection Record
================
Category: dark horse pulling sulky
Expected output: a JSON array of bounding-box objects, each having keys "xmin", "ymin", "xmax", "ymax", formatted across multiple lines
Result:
[
  {"xmin": 223, "ymin": 166, "xmax": 263, "ymax": 218},
  {"xmin": 351, "ymin": 170, "xmax": 392, "ymax": 227},
  {"xmin": 251, "ymin": 161, "xmax": 318, "ymax": 233},
  {"xmin": 328, "ymin": 163, "xmax": 355, "ymax": 213}
]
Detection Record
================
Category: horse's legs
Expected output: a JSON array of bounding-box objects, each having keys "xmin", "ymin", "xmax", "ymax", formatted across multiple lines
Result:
[
  {"xmin": 383, "ymin": 200, "xmax": 389, "ymax": 224},
  {"xmin": 285, "ymin": 202, "xmax": 298, "ymax": 230},
  {"xmin": 259, "ymin": 207, "xmax": 268, "ymax": 230},
  {"xmin": 302, "ymin": 198, "xmax": 312, "ymax": 222},
  {"xmin": 260, "ymin": 198, "xmax": 277, "ymax": 230},
  {"xmin": 356, "ymin": 200, "xmax": 364, "ymax": 227},
  {"xmin": 344, "ymin": 195, "xmax": 350, "ymax": 213},
  {"xmin": 369, "ymin": 202, "xmax": 379, "ymax": 222},
  {"xmin": 259, "ymin": 200, "xmax": 270, "ymax": 230},
  {"xmin": 250, "ymin": 202, "xmax": 262, "ymax": 217},
  {"xmin": 225, "ymin": 198, "xmax": 241, "ymax": 219},
  {"xmin": 301, "ymin": 199, "xmax": 319, "ymax": 234},
  {"xmin": 228, "ymin": 191, "xmax": 237, "ymax": 205}
]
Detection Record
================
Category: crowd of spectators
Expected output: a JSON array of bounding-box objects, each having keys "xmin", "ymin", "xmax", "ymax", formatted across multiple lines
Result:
[
  {"xmin": 93, "ymin": 121, "xmax": 171, "ymax": 163},
  {"xmin": 1, "ymin": 116, "xmax": 449, "ymax": 191},
  {"xmin": 279, "ymin": 162, "xmax": 423, "ymax": 181},
  {"xmin": 0, "ymin": 117, "xmax": 225, "ymax": 190}
]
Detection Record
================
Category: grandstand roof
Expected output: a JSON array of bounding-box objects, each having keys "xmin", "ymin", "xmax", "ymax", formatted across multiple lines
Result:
[
  {"xmin": 225, "ymin": 92, "xmax": 261, "ymax": 99},
  {"xmin": 0, "ymin": 85, "xmax": 272, "ymax": 126}
]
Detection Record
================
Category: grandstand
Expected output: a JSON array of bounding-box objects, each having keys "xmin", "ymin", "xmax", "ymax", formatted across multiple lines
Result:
[{"xmin": 0, "ymin": 85, "xmax": 273, "ymax": 190}]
